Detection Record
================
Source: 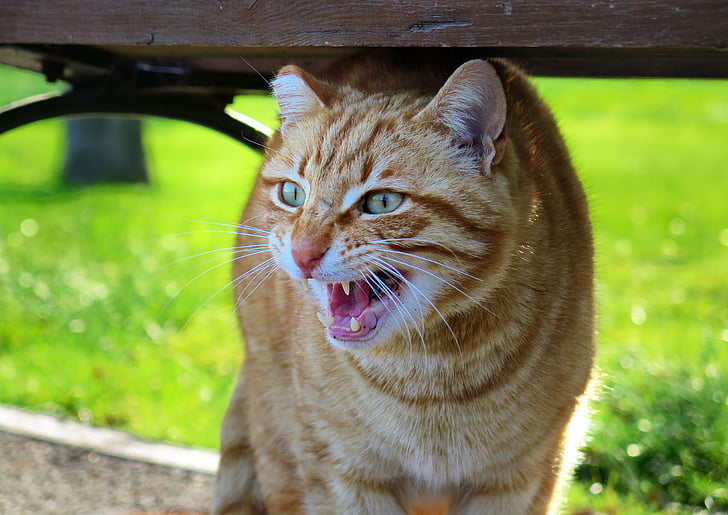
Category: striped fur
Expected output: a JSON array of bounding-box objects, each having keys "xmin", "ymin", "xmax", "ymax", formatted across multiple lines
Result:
[{"xmin": 213, "ymin": 51, "xmax": 595, "ymax": 514}]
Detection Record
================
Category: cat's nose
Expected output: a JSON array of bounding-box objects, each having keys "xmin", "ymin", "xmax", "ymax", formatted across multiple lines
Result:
[{"xmin": 291, "ymin": 239, "xmax": 328, "ymax": 278}]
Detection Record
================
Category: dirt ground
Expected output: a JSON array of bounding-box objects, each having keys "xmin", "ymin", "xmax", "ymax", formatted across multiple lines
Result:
[{"xmin": 0, "ymin": 430, "xmax": 214, "ymax": 514}]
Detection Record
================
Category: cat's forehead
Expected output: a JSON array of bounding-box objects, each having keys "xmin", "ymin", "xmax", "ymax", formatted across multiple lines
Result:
[
  {"xmin": 298, "ymin": 109, "xmax": 411, "ymax": 185},
  {"xmin": 263, "ymin": 92, "xmax": 435, "ymax": 202}
]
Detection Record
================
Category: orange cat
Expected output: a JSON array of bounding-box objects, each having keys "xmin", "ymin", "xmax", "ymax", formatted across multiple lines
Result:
[{"xmin": 213, "ymin": 51, "xmax": 595, "ymax": 514}]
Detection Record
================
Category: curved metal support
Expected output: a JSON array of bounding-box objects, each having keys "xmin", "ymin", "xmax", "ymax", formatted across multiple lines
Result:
[{"xmin": 0, "ymin": 84, "xmax": 271, "ymax": 152}]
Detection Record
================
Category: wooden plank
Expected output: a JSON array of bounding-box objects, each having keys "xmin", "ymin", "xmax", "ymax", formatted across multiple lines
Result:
[
  {"xmin": 2, "ymin": 0, "xmax": 727, "ymax": 54},
  {"xmin": 2, "ymin": 44, "xmax": 727, "ymax": 80}
]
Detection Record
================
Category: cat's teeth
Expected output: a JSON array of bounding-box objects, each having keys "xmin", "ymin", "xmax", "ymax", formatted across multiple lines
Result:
[
  {"xmin": 341, "ymin": 281, "xmax": 351, "ymax": 296},
  {"xmin": 316, "ymin": 312, "xmax": 335, "ymax": 328},
  {"xmin": 350, "ymin": 317, "xmax": 361, "ymax": 332}
]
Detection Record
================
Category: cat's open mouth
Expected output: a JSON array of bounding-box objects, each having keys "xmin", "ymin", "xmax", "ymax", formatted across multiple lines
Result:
[{"xmin": 315, "ymin": 270, "xmax": 403, "ymax": 343}]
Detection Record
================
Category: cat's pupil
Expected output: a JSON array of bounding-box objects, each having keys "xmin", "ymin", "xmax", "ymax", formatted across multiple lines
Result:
[
  {"xmin": 280, "ymin": 181, "xmax": 305, "ymax": 207},
  {"xmin": 363, "ymin": 191, "xmax": 404, "ymax": 214}
]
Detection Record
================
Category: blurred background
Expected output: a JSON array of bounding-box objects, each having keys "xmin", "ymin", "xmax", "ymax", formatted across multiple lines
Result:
[{"xmin": 0, "ymin": 64, "xmax": 726, "ymax": 514}]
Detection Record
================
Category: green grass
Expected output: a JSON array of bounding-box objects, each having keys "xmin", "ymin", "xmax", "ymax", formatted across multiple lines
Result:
[
  {"xmin": 536, "ymin": 77, "xmax": 728, "ymax": 513},
  {"xmin": 1, "ymin": 65, "xmax": 727, "ymax": 513}
]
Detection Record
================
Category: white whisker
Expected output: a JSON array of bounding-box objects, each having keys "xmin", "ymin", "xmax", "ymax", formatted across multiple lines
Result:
[
  {"xmin": 376, "ymin": 254, "xmax": 495, "ymax": 317},
  {"xmin": 232, "ymin": 258, "xmax": 279, "ymax": 309},
  {"xmin": 179, "ymin": 256, "xmax": 275, "ymax": 333},
  {"xmin": 369, "ymin": 237, "xmax": 460, "ymax": 257},
  {"xmin": 239, "ymin": 56, "xmax": 273, "ymax": 88},
  {"xmin": 159, "ymin": 247, "xmax": 269, "ymax": 320},
  {"xmin": 158, "ymin": 228, "xmax": 270, "ymax": 239},
  {"xmin": 363, "ymin": 265, "xmax": 425, "ymax": 356},
  {"xmin": 377, "ymin": 247, "xmax": 481, "ymax": 282},
  {"xmin": 370, "ymin": 256, "xmax": 462, "ymax": 354},
  {"xmin": 156, "ymin": 244, "xmax": 268, "ymax": 272}
]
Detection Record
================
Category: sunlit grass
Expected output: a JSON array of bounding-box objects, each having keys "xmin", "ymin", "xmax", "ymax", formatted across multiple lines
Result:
[
  {"xmin": 536, "ymin": 76, "xmax": 728, "ymax": 513},
  {"xmin": 1, "ymin": 65, "xmax": 727, "ymax": 512}
]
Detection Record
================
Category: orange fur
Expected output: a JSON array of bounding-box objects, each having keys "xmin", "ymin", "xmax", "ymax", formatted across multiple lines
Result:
[
  {"xmin": 213, "ymin": 50, "xmax": 595, "ymax": 514},
  {"xmin": 408, "ymin": 499, "xmax": 451, "ymax": 515}
]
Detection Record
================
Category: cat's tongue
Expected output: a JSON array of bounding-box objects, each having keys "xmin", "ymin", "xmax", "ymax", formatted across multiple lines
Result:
[{"xmin": 326, "ymin": 281, "xmax": 377, "ymax": 340}]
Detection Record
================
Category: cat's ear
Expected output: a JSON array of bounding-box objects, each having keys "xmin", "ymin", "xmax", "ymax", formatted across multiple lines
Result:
[
  {"xmin": 415, "ymin": 60, "xmax": 507, "ymax": 173},
  {"xmin": 272, "ymin": 65, "xmax": 326, "ymax": 134}
]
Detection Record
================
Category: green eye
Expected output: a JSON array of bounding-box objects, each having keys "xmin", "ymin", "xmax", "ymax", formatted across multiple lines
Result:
[
  {"xmin": 362, "ymin": 191, "xmax": 404, "ymax": 214},
  {"xmin": 280, "ymin": 181, "xmax": 306, "ymax": 207}
]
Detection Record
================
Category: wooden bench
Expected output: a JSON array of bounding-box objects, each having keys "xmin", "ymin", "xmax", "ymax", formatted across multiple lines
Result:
[{"xmin": 1, "ymin": 0, "xmax": 726, "ymax": 148}]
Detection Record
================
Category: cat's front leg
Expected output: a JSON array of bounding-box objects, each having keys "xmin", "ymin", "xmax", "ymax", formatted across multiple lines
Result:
[{"xmin": 213, "ymin": 372, "xmax": 266, "ymax": 515}]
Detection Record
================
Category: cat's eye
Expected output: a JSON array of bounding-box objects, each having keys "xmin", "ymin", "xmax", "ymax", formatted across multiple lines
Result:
[
  {"xmin": 362, "ymin": 191, "xmax": 404, "ymax": 214},
  {"xmin": 279, "ymin": 181, "xmax": 306, "ymax": 207}
]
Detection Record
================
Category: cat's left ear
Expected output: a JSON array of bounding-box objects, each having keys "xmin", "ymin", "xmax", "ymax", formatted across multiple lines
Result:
[
  {"xmin": 272, "ymin": 65, "xmax": 326, "ymax": 134},
  {"xmin": 415, "ymin": 60, "xmax": 507, "ymax": 173}
]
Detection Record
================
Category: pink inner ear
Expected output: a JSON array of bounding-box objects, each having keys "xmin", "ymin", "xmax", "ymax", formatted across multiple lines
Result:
[{"xmin": 417, "ymin": 60, "xmax": 507, "ymax": 163}]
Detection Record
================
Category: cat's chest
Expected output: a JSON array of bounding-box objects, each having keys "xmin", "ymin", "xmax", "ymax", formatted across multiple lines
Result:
[
  {"xmin": 368, "ymin": 398, "xmax": 514, "ymax": 483},
  {"xmin": 295, "ymin": 350, "xmax": 522, "ymax": 488}
]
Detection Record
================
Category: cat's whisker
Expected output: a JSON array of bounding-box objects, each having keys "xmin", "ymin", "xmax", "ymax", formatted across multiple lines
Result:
[
  {"xmin": 233, "ymin": 256, "xmax": 277, "ymax": 293},
  {"xmin": 361, "ymin": 267, "xmax": 405, "ymax": 336},
  {"xmin": 365, "ymin": 268, "xmax": 422, "ymax": 362},
  {"xmin": 232, "ymin": 258, "xmax": 279, "ymax": 309},
  {"xmin": 182, "ymin": 248, "xmax": 271, "ymax": 280},
  {"xmin": 142, "ymin": 211, "xmax": 269, "ymax": 233},
  {"xmin": 148, "ymin": 223, "xmax": 271, "ymax": 247},
  {"xmin": 376, "ymin": 254, "xmax": 496, "ymax": 317},
  {"xmin": 228, "ymin": 259, "xmax": 277, "ymax": 312},
  {"xmin": 159, "ymin": 247, "xmax": 270, "ymax": 322},
  {"xmin": 235, "ymin": 214, "xmax": 269, "ymax": 229},
  {"xmin": 368, "ymin": 237, "xmax": 460, "ymax": 257},
  {"xmin": 167, "ymin": 213, "xmax": 271, "ymax": 236},
  {"xmin": 157, "ymin": 244, "xmax": 269, "ymax": 272},
  {"xmin": 231, "ymin": 222, "xmax": 273, "ymax": 236},
  {"xmin": 243, "ymin": 136, "xmax": 281, "ymax": 156},
  {"xmin": 363, "ymin": 264, "xmax": 425, "ymax": 356},
  {"xmin": 375, "ymin": 247, "xmax": 481, "ymax": 282},
  {"xmin": 179, "ymin": 256, "xmax": 276, "ymax": 334},
  {"xmin": 239, "ymin": 56, "xmax": 273, "ymax": 88},
  {"xmin": 370, "ymin": 256, "xmax": 461, "ymax": 355}
]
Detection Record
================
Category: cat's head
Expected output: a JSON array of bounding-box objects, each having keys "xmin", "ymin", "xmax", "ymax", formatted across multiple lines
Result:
[{"xmin": 260, "ymin": 60, "xmax": 512, "ymax": 350}]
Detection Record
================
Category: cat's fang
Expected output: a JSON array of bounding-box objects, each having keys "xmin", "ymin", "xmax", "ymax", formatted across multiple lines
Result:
[
  {"xmin": 341, "ymin": 281, "xmax": 351, "ymax": 296},
  {"xmin": 317, "ymin": 312, "xmax": 335, "ymax": 328},
  {"xmin": 350, "ymin": 317, "xmax": 361, "ymax": 332}
]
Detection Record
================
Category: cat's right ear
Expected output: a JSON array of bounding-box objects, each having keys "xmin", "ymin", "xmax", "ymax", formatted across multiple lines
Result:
[
  {"xmin": 414, "ymin": 60, "xmax": 507, "ymax": 173},
  {"xmin": 272, "ymin": 66, "xmax": 326, "ymax": 134}
]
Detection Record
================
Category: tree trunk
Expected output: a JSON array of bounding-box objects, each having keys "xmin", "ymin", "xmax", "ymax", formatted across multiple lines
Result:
[{"xmin": 63, "ymin": 118, "xmax": 149, "ymax": 185}]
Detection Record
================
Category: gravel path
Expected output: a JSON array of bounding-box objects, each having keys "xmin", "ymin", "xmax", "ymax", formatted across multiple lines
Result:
[{"xmin": 0, "ymin": 431, "xmax": 215, "ymax": 514}]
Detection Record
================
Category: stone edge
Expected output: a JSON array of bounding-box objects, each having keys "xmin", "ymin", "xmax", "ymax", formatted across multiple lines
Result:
[{"xmin": 0, "ymin": 404, "xmax": 219, "ymax": 475}]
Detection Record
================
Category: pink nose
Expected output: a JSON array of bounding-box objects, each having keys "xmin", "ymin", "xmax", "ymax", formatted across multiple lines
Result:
[{"xmin": 291, "ymin": 240, "xmax": 328, "ymax": 277}]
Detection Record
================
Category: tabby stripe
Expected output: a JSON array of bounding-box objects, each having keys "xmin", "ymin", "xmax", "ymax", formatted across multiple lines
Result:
[
  {"xmin": 358, "ymin": 154, "xmax": 376, "ymax": 185},
  {"xmin": 346, "ymin": 317, "xmax": 542, "ymax": 405},
  {"xmin": 317, "ymin": 114, "xmax": 360, "ymax": 171},
  {"xmin": 409, "ymin": 193, "xmax": 505, "ymax": 246},
  {"xmin": 296, "ymin": 153, "xmax": 309, "ymax": 178},
  {"xmin": 331, "ymin": 117, "xmax": 389, "ymax": 176},
  {"xmin": 356, "ymin": 118, "xmax": 398, "ymax": 182}
]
